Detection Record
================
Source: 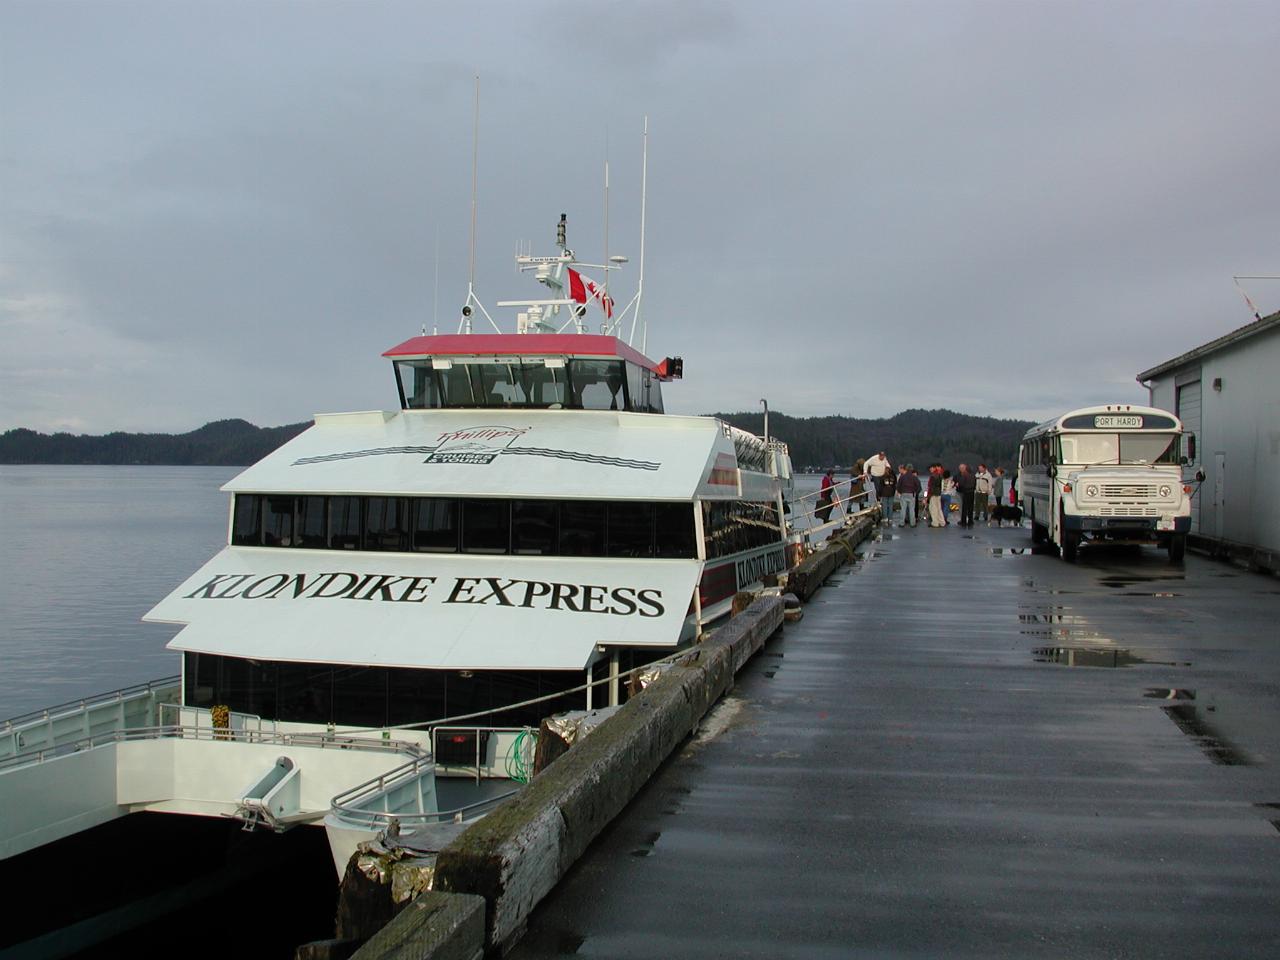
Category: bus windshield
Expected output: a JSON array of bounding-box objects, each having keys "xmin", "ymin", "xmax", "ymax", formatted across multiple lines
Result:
[{"xmin": 1058, "ymin": 433, "xmax": 1180, "ymax": 465}]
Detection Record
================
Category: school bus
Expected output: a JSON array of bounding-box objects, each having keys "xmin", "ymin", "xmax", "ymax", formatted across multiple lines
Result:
[{"xmin": 1018, "ymin": 404, "xmax": 1195, "ymax": 563}]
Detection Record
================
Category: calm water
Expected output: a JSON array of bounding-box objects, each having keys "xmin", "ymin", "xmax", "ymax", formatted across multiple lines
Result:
[{"xmin": 0, "ymin": 465, "xmax": 237, "ymax": 719}]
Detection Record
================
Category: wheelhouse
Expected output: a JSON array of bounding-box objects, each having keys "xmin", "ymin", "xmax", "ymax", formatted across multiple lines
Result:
[{"xmin": 387, "ymin": 334, "xmax": 678, "ymax": 413}]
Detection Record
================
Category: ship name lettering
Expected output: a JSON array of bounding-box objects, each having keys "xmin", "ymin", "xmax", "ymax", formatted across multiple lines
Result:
[{"xmin": 181, "ymin": 572, "xmax": 661, "ymax": 615}]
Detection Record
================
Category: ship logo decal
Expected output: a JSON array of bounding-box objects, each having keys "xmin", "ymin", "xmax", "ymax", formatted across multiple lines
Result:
[{"xmin": 292, "ymin": 426, "xmax": 660, "ymax": 471}]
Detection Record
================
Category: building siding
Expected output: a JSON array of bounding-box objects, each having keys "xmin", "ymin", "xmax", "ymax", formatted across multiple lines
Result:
[{"xmin": 1143, "ymin": 326, "xmax": 1280, "ymax": 558}]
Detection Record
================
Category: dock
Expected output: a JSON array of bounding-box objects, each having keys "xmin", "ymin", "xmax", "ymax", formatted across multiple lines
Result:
[{"xmin": 502, "ymin": 522, "xmax": 1280, "ymax": 958}]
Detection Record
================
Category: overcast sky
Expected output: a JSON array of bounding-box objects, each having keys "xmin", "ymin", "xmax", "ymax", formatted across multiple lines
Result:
[{"xmin": 2, "ymin": 0, "xmax": 1277, "ymax": 434}]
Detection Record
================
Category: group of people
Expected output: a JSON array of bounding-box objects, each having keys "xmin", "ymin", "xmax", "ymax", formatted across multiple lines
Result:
[{"xmin": 816, "ymin": 454, "xmax": 1012, "ymax": 529}]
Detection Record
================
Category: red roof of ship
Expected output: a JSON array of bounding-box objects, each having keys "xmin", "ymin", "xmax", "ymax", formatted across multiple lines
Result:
[{"xmin": 382, "ymin": 334, "xmax": 660, "ymax": 371}]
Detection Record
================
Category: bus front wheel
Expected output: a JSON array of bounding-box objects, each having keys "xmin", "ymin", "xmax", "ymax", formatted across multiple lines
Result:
[{"xmin": 1168, "ymin": 534, "xmax": 1186, "ymax": 565}]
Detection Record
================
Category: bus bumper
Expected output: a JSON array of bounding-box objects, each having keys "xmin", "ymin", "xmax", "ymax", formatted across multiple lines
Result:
[{"xmin": 1063, "ymin": 515, "xmax": 1191, "ymax": 535}]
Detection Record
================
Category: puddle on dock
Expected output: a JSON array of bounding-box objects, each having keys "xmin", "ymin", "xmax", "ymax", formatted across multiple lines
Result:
[
  {"xmin": 630, "ymin": 831, "xmax": 662, "ymax": 857},
  {"xmin": 1144, "ymin": 688, "xmax": 1196, "ymax": 700},
  {"xmin": 1163, "ymin": 704, "xmax": 1252, "ymax": 765},
  {"xmin": 1033, "ymin": 646, "xmax": 1191, "ymax": 668},
  {"xmin": 1099, "ymin": 575, "xmax": 1185, "ymax": 589}
]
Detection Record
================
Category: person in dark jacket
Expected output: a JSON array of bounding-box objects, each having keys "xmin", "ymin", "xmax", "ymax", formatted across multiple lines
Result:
[
  {"xmin": 816, "ymin": 469, "xmax": 836, "ymax": 522},
  {"xmin": 955, "ymin": 463, "xmax": 977, "ymax": 527},
  {"xmin": 895, "ymin": 464, "xmax": 920, "ymax": 527}
]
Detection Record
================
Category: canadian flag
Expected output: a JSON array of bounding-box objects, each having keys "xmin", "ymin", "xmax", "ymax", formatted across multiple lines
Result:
[{"xmin": 567, "ymin": 268, "xmax": 614, "ymax": 318}]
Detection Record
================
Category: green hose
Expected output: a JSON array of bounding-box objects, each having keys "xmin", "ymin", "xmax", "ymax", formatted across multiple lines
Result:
[{"xmin": 505, "ymin": 728, "xmax": 538, "ymax": 783}]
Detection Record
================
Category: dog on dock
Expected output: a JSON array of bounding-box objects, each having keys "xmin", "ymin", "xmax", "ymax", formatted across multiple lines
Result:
[{"xmin": 990, "ymin": 503, "xmax": 1023, "ymax": 526}]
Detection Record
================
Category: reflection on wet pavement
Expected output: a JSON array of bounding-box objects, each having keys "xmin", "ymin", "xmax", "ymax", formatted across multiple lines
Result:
[
  {"xmin": 1033, "ymin": 646, "xmax": 1191, "ymax": 668},
  {"xmin": 1163, "ymin": 704, "xmax": 1252, "ymax": 765}
]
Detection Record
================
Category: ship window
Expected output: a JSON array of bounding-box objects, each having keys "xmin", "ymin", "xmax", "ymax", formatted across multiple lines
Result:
[
  {"xmin": 437, "ymin": 364, "xmax": 481, "ymax": 406},
  {"xmin": 626, "ymin": 363, "xmax": 644, "ymax": 413},
  {"xmin": 278, "ymin": 663, "xmax": 332, "ymax": 724},
  {"xmin": 387, "ymin": 669, "xmax": 447, "ymax": 726},
  {"xmin": 655, "ymin": 503, "xmax": 696, "ymax": 558},
  {"xmin": 461, "ymin": 498, "xmax": 510, "ymax": 553},
  {"xmin": 648, "ymin": 377, "xmax": 664, "ymax": 413},
  {"xmin": 263, "ymin": 496, "xmax": 295, "ymax": 547},
  {"xmin": 512, "ymin": 499, "xmax": 559, "ymax": 555},
  {"xmin": 524, "ymin": 363, "xmax": 567, "ymax": 406},
  {"xmin": 231, "ymin": 494, "xmax": 262, "ymax": 546},
  {"xmin": 328, "ymin": 496, "xmax": 363, "ymax": 550},
  {"xmin": 413, "ymin": 498, "xmax": 459, "ymax": 552},
  {"xmin": 568, "ymin": 359, "xmax": 626, "ymax": 410},
  {"xmin": 608, "ymin": 501, "xmax": 655, "ymax": 557},
  {"xmin": 296, "ymin": 496, "xmax": 327, "ymax": 547},
  {"xmin": 475, "ymin": 363, "xmax": 530, "ymax": 406},
  {"xmin": 395, "ymin": 361, "xmax": 442, "ymax": 410},
  {"xmin": 332, "ymin": 666, "xmax": 388, "ymax": 728},
  {"xmin": 559, "ymin": 500, "xmax": 606, "ymax": 555},
  {"xmin": 365, "ymin": 496, "xmax": 411, "ymax": 552}
]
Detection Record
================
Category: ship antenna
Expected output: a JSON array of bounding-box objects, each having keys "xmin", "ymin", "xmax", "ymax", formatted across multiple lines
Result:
[
  {"xmin": 628, "ymin": 116, "xmax": 649, "ymax": 352},
  {"xmin": 602, "ymin": 131, "xmax": 610, "ymax": 335},
  {"xmin": 460, "ymin": 75, "xmax": 497, "ymax": 334}
]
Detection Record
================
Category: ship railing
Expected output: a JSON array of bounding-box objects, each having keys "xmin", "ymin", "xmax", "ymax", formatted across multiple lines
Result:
[
  {"xmin": 0, "ymin": 676, "xmax": 181, "ymax": 766},
  {"xmin": 0, "ymin": 721, "xmax": 426, "ymax": 773},
  {"xmin": 330, "ymin": 753, "xmax": 520, "ymax": 831},
  {"xmin": 789, "ymin": 484, "xmax": 875, "ymax": 550}
]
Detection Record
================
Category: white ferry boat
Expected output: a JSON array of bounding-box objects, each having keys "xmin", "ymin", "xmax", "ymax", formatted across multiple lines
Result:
[{"xmin": 0, "ymin": 214, "xmax": 796, "ymax": 891}]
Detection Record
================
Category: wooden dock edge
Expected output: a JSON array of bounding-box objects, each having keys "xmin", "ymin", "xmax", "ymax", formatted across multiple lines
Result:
[
  {"xmin": 374, "ymin": 596, "xmax": 786, "ymax": 955},
  {"xmin": 787, "ymin": 514, "xmax": 878, "ymax": 600}
]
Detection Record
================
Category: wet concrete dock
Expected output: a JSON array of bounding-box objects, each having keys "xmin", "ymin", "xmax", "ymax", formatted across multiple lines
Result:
[{"xmin": 510, "ymin": 523, "xmax": 1280, "ymax": 958}]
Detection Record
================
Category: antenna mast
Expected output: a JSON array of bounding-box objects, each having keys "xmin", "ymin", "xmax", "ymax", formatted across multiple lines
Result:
[
  {"xmin": 629, "ymin": 117, "xmax": 649, "ymax": 352},
  {"xmin": 460, "ymin": 75, "xmax": 497, "ymax": 333},
  {"xmin": 1233, "ymin": 275, "xmax": 1278, "ymax": 322}
]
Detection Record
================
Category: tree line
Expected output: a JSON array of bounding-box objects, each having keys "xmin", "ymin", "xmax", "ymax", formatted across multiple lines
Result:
[
  {"xmin": 0, "ymin": 419, "xmax": 310, "ymax": 465},
  {"xmin": 715, "ymin": 408, "xmax": 1033, "ymax": 473},
  {"xmin": 1, "ymin": 408, "xmax": 1033, "ymax": 470}
]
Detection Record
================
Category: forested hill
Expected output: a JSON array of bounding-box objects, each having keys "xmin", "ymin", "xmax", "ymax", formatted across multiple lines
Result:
[
  {"xmin": 0, "ymin": 419, "xmax": 311, "ymax": 465},
  {"xmin": 713, "ymin": 408, "xmax": 1033, "ymax": 472},
  {"xmin": 1, "ymin": 408, "xmax": 1032, "ymax": 470}
]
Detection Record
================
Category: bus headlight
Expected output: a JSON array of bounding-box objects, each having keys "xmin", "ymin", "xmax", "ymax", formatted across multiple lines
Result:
[
  {"xmin": 1159, "ymin": 484, "xmax": 1171, "ymax": 497},
  {"xmin": 1086, "ymin": 484, "xmax": 1098, "ymax": 498}
]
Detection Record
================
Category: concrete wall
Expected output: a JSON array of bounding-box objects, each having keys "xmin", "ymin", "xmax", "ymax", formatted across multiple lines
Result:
[{"xmin": 1147, "ymin": 325, "xmax": 1280, "ymax": 560}]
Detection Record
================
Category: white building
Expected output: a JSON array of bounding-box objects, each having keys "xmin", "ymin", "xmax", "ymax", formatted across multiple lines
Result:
[{"xmin": 1136, "ymin": 310, "xmax": 1280, "ymax": 573}]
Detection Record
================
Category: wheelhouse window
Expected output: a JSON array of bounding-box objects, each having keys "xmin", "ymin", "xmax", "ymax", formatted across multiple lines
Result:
[{"xmin": 394, "ymin": 357, "xmax": 656, "ymax": 412}]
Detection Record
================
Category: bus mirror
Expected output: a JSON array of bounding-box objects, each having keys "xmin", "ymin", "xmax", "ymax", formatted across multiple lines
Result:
[{"xmin": 1185, "ymin": 433, "xmax": 1196, "ymax": 462}]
